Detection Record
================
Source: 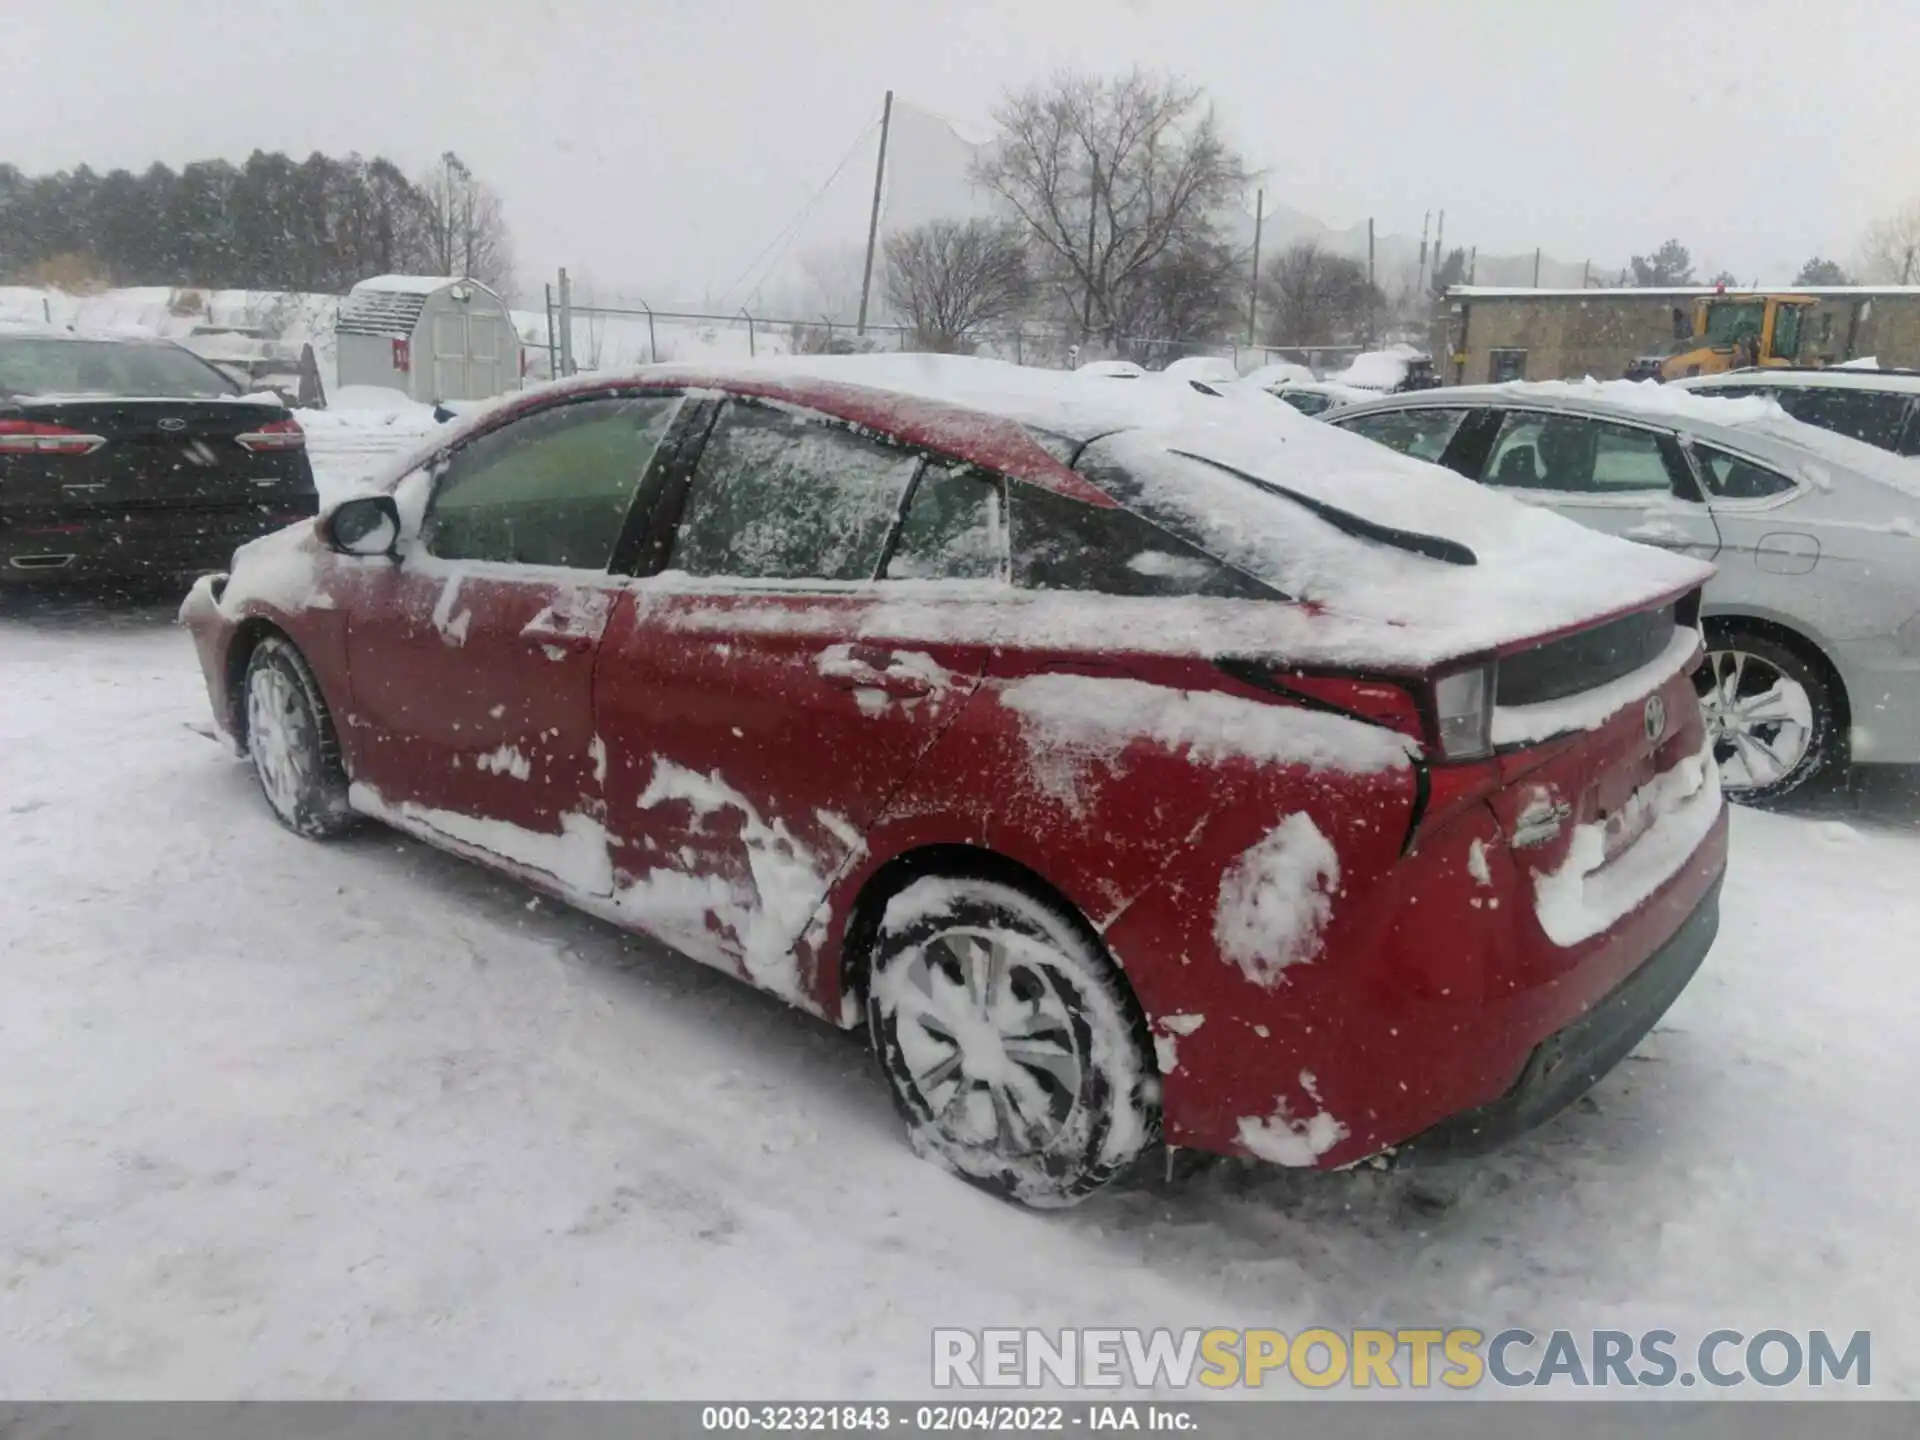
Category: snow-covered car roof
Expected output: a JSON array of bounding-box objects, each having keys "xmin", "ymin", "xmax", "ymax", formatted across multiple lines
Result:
[
  {"xmin": 1676, "ymin": 367, "xmax": 1920, "ymax": 398},
  {"xmin": 1337, "ymin": 377, "xmax": 1920, "ymax": 499},
  {"xmin": 1075, "ymin": 359, "xmax": 1146, "ymax": 379},
  {"xmin": 1159, "ymin": 355, "xmax": 1241, "ymax": 385},
  {"xmin": 373, "ymin": 355, "xmax": 1709, "ymax": 666},
  {"xmin": 1261, "ymin": 379, "xmax": 1378, "ymax": 407},
  {"xmin": 1241, "ymin": 361, "xmax": 1316, "ymax": 388}
]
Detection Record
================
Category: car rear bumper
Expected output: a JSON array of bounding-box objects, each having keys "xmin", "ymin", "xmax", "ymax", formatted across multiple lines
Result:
[
  {"xmin": 0, "ymin": 506, "xmax": 312, "ymax": 587},
  {"xmin": 1834, "ymin": 637, "xmax": 1920, "ymax": 766},
  {"xmin": 1392, "ymin": 868, "xmax": 1723, "ymax": 1162}
]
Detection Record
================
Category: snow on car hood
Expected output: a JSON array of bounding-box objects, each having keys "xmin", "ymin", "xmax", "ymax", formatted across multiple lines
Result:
[{"xmin": 1080, "ymin": 403, "xmax": 1713, "ymax": 655}]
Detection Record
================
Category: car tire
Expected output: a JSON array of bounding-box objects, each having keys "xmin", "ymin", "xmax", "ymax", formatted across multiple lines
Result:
[
  {"xmin": 242, "ymin": 635, "xmax": 354, "ymax": 839},
  {"xmin": 865, "ymin": 874, "xmax": 1160, "ymax": 1208},
  {"xmin": 1696, "ymin": 626, "xmax": 1841, "ymax": 807}
]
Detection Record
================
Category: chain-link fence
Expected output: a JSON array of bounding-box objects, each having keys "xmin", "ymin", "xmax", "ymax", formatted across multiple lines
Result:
[{"xmin": 534, "ymin": 280, "xmax": 1389, "ymax": 383}]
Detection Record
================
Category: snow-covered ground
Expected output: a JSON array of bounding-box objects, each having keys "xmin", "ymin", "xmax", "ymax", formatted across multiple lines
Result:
[{"xmin": 1, "ymin": 602, "xmax": 1917, "ymax": 1399}]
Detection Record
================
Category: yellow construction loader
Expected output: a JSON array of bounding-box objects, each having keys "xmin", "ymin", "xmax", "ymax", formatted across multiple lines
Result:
[{"xmin": 1624, "ymin": 291, "xmax": 1818, "ymax": 382}]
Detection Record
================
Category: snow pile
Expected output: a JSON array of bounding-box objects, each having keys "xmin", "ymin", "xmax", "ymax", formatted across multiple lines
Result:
[
  {"xmin": 1236, "ymin": 1080, "xmax": 1350, "ymax": 1166},
  {"xmin": 1159, "ymin": 355, "xmax": 1239, "ymax": 385},
  {"xmin": 1213, "ymin": 814, "xmax": 1341, "ymax": 989},
  {"xmin": 1152, "ymin": 1013, "xmax": 1207, "ymax": 1075},
  {"xmin": 1531, "ymin": 742, "xmax": 1724, "ymax": 947}
]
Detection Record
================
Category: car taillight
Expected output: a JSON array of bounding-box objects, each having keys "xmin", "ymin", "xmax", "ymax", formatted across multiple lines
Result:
[
  {"xmin": 0, "ymin": 420, "xmax": 107, "ymax": 455},
  {"xmin": 236, "ymin": 418, "xmax": 306, "ymax": 452},
  {"xmin": 1430, "ymin": 664, "xmax": 1494, "ymax": 760}
]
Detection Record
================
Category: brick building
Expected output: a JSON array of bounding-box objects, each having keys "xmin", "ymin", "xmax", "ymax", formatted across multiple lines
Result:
[{"xmin": 1431, "ymin": 286, "xmax": 1920, "ymax": 385}]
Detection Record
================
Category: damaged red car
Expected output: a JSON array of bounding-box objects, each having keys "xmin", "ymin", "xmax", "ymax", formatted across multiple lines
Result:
[{"xmin": 180, "ymin": 356, "xmax": 1729, "ymax": 1206}]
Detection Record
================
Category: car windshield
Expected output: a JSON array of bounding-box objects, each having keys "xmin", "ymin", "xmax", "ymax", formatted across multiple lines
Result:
[{"xmin": 0, "ymin": 336, "xmax": 238, "ymax": 399}]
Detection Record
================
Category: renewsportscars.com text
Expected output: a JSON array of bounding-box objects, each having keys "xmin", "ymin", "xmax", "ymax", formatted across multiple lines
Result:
[{"xmin": 931, "ymin": 1327, "xmax": 1871, "ymax": 1391}]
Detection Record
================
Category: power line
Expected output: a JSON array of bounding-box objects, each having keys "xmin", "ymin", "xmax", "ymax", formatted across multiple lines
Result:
[{"xmin": 718, "ymin": 118, "xmax": 880, "ymax": 312}]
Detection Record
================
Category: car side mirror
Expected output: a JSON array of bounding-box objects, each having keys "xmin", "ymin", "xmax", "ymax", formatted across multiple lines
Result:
[{"xmin": 322, "ymin": 495, "xmax": 401, "ymax": 557}]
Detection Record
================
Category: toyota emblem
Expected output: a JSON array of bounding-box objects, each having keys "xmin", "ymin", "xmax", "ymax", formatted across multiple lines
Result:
[
  {"xmin": 1644, "ymin": 695, "xmax": 1667, "ymax": 744},
  {"xmin": 158, "ymin": 417, "xmax": 187, "ymax": 432}
]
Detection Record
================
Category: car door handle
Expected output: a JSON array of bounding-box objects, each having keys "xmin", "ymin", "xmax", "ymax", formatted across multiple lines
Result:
[
  {"xmin": 523, "ymin": 627, "xmax": 595, "ymax": 654},
  {"xmin": 821, "ymin": 648, "xmax": 936, "ymax": 696}
]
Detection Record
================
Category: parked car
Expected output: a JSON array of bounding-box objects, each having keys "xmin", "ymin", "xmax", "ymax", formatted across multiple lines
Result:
[
  {"xmin": 1258, "ymin": 379, "xmax": 1377, "ymax": 417},
  {"xmin": 0, "ymin": 325, "xmax": 317, "ymax": 591},
  {"xmin": 1329, "ymin": 380, "xmax": 1920, "ymax": 802},
  {"xmin": 181, "ymin": 356, "xmax": 1725, "ymax": 1206},
  {"xmin": 1076, "ymin": 359, "xmax": 1145, "ymax": 379},
  {"xmin": 1158, "ymin": 354, "xmax": 1240, "ymax": 386},
  {"xmin": 1332, "ymin": 345, "xmax": 1440, "ymax": 394},
  {"xmin": 1240, "ymin": 361, "xmax": 1317, "ymax": 389},
  {"xmin": 1674, "ymin": 366, "xmax": 1920, "ymax": 458}
]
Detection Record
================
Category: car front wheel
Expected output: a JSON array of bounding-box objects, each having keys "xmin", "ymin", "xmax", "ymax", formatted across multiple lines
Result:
[
  {"xmin": 865, "ymin": 875, "xmax": 1159, "ymax": 1207},
  {"xmin": 1696, "ymin": 631, "xmax": 1839, "ymax": 805},
  {"xmin": 243, "ymin": 635, "xmax": 354, "ymax": 838}
]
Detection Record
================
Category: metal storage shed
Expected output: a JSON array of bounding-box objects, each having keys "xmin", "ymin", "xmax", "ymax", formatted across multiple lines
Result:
[{"xmin": 334, "ymin": 275, "xmax": 517, "ymax": 403}]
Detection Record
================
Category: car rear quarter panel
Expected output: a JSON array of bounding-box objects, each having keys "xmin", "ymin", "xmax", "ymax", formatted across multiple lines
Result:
[{"xmin": 815, "ymin": 650, "xmax": 1423, "ymax": 1130}]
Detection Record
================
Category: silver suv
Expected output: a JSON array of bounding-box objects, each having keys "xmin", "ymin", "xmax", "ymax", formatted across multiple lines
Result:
[{"xmin": 1329, "ymin": 381, "xmax": 1920, "ymax": 804}]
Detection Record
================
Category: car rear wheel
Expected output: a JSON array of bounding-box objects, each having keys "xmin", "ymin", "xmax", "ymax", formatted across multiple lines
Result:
[
  {"xmin": 243, "ymin": 635, "xmax": 353, "ymax": 838},
  {"xmin": 1696, "ymin": 630, "xmax": 1839, "ymax": 806},
  {"xmin": 865, "ymin": 875, "xmax": 1159, "ymax": 1208}
]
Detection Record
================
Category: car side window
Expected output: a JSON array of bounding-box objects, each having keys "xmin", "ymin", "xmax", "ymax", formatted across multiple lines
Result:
[
  {"xmin": 1277, "ymin": 389, "xmax": 1331, "ymax": 416},
  {"xmin": 1774, "ymin": 387, "xmax": 1912, "ymax": 452},
  {"xmin": 422, "ymin": 394, "xmax": 682, "ymax": 568},
  {"xmin": 670, "ymin": 400, "xmax": 922, "ymax": 581},
  {"xmin": 1691, "ymin": 443, "xmax": 1798, "ymax": 500},
  {"xmin": 1336, "ymin": 408, "xmax": 1469, "ymax": 462},
  {"xmin": 882, "ymin": 460, "xmax": 1006, "ymax": 581},
  {"xmin": 1480, "ymin": 412, "xmax": 1675, "ymax": 493},
  {"xmin": 1009, "ymin": 482, "xmax": 1276, "ymax": 600}
]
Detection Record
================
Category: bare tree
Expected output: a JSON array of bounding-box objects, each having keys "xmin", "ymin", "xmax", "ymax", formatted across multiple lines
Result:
[
  {"xmin": 884, "ymin": 218, "xmax": 1031, "ymax": 352},
  {"xmin": 973, "ymin": 69, "xmax": 1250, "ymax": 347},
  {"xmin": 1858, "ymin": 200, "xmax": 1920, "ymax": 283},
  {"xmin": 1258, "ymin": 242, "xmax": 1382, "ymax": 345},
  {"xmin": 418, "ymin": 151, "xmax": 517, "ymax": 299}
]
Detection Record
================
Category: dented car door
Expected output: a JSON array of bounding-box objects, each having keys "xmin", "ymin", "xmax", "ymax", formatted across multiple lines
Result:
[
  {"xmin": 592, "ymin": 403, "xmax": 1003, "ymax": 1010},
  {"xmin": 340, "ymin": 393, "xmax": 685, "ymax": 886}
]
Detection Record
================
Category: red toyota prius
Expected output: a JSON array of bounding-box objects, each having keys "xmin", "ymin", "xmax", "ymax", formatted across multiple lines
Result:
[{"xmin": 180, "ymin": 356, "xmax": 1728, "ymax": 1206}]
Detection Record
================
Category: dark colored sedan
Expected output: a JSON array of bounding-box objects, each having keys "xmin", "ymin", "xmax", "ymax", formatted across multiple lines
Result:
[{"xmin": 0, "ymin": 327, "xmax": 318, "ymax": 591}]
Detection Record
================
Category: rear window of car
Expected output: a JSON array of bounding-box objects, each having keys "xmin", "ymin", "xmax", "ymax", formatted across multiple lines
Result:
[
  {"xmin": 1771, "ymin": 386, "xmax": 1913, "ymax": 453},
  {"xmin": 0, "ymin": 335, "xmax": 238, "ymax": 399},
  {"xmin": 1334, "ymin": 407, "xmax": 1469, "ymax": 462},
  {"xmin": 1010, "ymin": 481, "xmax": 1277, "ymax": 600}
]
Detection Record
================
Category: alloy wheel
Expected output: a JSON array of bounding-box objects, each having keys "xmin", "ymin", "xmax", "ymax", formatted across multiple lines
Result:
[{"xmin": 1697, "ymin": 647, "xmax": 1814, "ymax": 794}]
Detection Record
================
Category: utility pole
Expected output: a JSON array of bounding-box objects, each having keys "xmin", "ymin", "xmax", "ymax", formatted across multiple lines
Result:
[
  {"xmin": 856, "ymin": 89, "xmax": 895, "ymax": 337},
  {"xmin": 1367, "ymin": 218, "xmax": 1376, "ymax": 346},
  {"xmin": 1904, "ymin": 245, "xmax": 1916, "ymax": 286},
  {"xmin": 557, "ymin": 268, "xmax": 575, "ymax": 376},
  {"xmin": 1583, "ymin": 259, "xmax": 1592, "ymax": 288},
  {"xmin": 1418, "ymin": 210, "xmax": 1431, "ymax": 291},
  {"xmin": 1246, "ymin": 188, "xmax": 1264, "ymax": 345},
  {"xmin": 1533, "ymin": 247, "xmax": 1542, "ymax": 288},
  {"xmin": 1432, "ymin": 210, "xmax": 1445, "ymax": 291},
  {"xmin": 1468, "ymin": 246, "xmax": 1478, "ymax": 285}
]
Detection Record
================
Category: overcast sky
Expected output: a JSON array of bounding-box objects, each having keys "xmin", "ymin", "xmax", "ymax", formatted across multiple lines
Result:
[{"xmin": 4, "ymin": 0, "xmax": 1915, "ymax": 301}]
